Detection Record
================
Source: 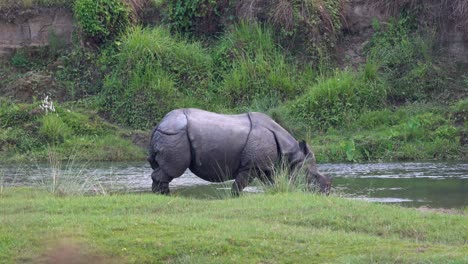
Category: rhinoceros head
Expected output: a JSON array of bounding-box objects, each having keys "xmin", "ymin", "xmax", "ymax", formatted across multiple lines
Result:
[{"xmin": 299, "ymin": 140, "xmax": 332, "ymax": 195}]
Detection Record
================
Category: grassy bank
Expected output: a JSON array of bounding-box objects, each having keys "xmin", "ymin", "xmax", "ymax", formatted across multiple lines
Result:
[
  {"xmin": 1, "ymin": 1, "xmax": 466, "ymax": 162},
  {"xmin": 0, "ymin": 189, "xmax": 466, "ymax": 263},
  {"xmin": 0, "ymin": 98, "xmax": 146, "ymax": 162}
]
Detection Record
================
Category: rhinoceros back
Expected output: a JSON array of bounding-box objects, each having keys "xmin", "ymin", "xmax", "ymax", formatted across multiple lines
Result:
[
  {"xmin": 250, "ymin": 112, "xmax": 304, "ymax": 167},
  {"xmin": 185, "ymin": 108, "xmax": 251, "ymax": 182}
]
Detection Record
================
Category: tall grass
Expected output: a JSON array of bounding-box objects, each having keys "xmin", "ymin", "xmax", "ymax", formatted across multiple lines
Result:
[
  {"xmin": 38, "ymin": 147, "xmax": 107, "ymax": 196},
  {"xmin": 257, "ymin": 157, "xmax": 330, "ymax": 195},
  {"xmin": 39, "ymin": 114, "xmax": 72, "ymax": 144},
  {"xmin": 0, "ymin": 169, "xmax": 4, "ymax": 194},
  {"xmin": 214, "ymin": 23, "xmax": 313, "ymax": 107},
  {"xmin": 261, "ymin": 162, "xmax": 310, "ymax": 194},
  {"xmin": 366, "ymin": 17, "xmax": 440, "ymax": 103},
  {"xmin": 289, "ymin": 67, "xmax": 386, "ymax": 130},
  {"xmin": 100, "ymin": 26, "xmax": 213, "ymax": 129}
]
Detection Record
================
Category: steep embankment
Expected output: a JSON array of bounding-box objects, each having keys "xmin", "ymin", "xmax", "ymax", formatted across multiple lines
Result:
[{"xmin": 0, "ymin": 0, "xmax": 466, "ymax": 162}]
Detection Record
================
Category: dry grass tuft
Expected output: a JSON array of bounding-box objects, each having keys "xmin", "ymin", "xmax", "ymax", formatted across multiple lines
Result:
[
  {"xmin": 123, "ymin": 0, "xmax": 151, "ymax": 21},
  {"xmin": 270, "ymin": 0, "xmax": 295, "ymax": 31},
  {"xmin": 236, "ymin": 0, "xmax": 264, "ymax": 22}
]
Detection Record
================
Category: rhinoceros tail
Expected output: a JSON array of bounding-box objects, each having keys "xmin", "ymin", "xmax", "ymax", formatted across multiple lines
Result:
[{"xmin": 147, "ymin": 124, "xmax": 159, "ymax": 170}]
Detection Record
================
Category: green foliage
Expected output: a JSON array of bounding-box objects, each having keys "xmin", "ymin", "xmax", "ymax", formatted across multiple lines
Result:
[
  {"xmin": 167, "ymin": 0, "xmax": 225, "ymax": 35},
  {"xmin": 312, "ymin": 104, "xmax": 463, "ymax": 162},
  {"xmin": 289, "ymin": 68, "xmax": 386, "ymax": 130},
  {"xmin": 100, "ymin": 26, "xmax": 213, "ymax": 129},
  {"xmin": 366, "ymin": 16, "xmax": 440, "ymax": 103},
  {"xmin": 54, "ymin": 46, "xmax": 104, "ymax": 100},
  {"xmin": 0, "ymin": 99, "xmax": 143, "ymax": 161},
  {"xmin": 10, "ymin": 51, "xmax": 29, "ymax": 68},
  {"xmin": 0, "ymin": 99, "xmax": 35, "ymax": 128},
  {"xmin": 40, "ymin": 114, "xmax": 72, "ymax": 143},
  {"xmin": 220, "ymin": 54, "xmax": 300, "ymax": 106},
  {"xmin": 275, "ymin": 0, "xmax": 343, "ymax": 63},
  {"xmin": 214, "ymin": 23, "xmax": 312, "ymax": 107},
  {"xmin": 74, "ymin": 0, "xmax": 131, "ymax": 43},
  {"xmin": 212, "ymin": 22, "xmax": 278, "ymax": 73},
  {"xmin": 261, "ymin": 160, "xmax": 311, "ymax": 194}
]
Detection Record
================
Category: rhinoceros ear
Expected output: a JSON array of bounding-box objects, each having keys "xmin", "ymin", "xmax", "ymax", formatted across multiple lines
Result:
[{"xmin": 299, "ymin": 140, "xmax": 311, "ymax": 156}]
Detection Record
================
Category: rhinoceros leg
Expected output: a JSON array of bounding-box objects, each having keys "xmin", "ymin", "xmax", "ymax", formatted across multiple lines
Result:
[
  {"xmin": 150, "ymin": 129, "xmax": 191, "ymax": 195},
  {"xmin": 151, "ymin": 168, "xmax": 173, "ymax": 194},
  {"xmin": 231, "ymin": 170, "xmax": 255, "ymax": 196}
]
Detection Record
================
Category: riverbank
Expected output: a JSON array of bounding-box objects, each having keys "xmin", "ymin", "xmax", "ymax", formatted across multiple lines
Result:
[
  {"xmin": 0, "ymin": 189, "xmax": 466, "ymax": 263},
  {"xmin": 0, "ymin": 0, "xmax": 466, "ymax": 163}
]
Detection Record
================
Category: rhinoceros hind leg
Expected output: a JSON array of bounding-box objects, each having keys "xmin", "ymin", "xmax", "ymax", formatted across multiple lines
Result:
[
  {"xmin": 258, "ymin": 170, "xmax": 274, "ymax": 185},
  {"xmin": 231, "ymin": 170, "xmax": 254, "ymax": 196},
  {"xmin": 151, "ymin": 168, "xmax": 173, "ymax": 195}
]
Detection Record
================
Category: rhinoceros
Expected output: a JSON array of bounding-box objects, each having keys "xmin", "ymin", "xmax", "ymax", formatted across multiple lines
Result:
[{"xmin": 147, "ymin": 108, "xmax": 331, "ymax": 195}]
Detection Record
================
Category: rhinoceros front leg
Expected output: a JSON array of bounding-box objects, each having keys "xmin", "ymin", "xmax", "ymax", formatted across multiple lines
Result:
[
  {"xmin": 231, "ymin": 170, "xmax": 254, "ymax": 196},
  {"xmin": 151, "ymin": 168, "xmax": 173, "ymax": 195}
]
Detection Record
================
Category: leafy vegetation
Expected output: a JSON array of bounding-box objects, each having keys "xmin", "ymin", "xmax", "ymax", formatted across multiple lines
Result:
[
  {"xmin": 365, "ymin": 16, "xmax": 442, "ymax": 103},
  {"xmin": 74, "ymin": 0, "xmax": 132, "ymax": 43},
  {"xmin": 99, "ymin": 26, "xmax": 213, "ymax": 129},
  {"xmin": 0, "ymin": 1, "xmax": 466, "ymax": 162},
  {"xmin": 0, "ymin": 98, "xmax": 145, "ymax": 162},
  {"xmin": 289, "ymin": 67, "xmax": 386, "ymax": 131},
  {"xmin": 215, "ymin": 23, "xmax": 311, "ymax": 107}
]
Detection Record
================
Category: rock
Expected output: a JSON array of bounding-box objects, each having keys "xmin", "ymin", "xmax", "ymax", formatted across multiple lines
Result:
[{"xmin": 0, "ymin": 8, "xmax": 75, "ymax": 56}]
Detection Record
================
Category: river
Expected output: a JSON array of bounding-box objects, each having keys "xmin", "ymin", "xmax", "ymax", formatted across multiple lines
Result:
[{"xmin": 1, "ymin": 162, "xmax": 466, "ymax": 209}]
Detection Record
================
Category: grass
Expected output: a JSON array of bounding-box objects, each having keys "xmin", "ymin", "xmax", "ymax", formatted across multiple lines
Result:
[
  {"xmin": 0, "ymin": 189, "xmax": 466, "ymax": 263},
  {"xmin": 0, "ymin": 99, "xmax": 146, "ymax": 162},
  {"xmin": 35, "ymin": 147, "xmax": 108, "ymax": 196},
  {"xmin": 99, "ymin": 26, "xmax": 213, "ymax": 129}
]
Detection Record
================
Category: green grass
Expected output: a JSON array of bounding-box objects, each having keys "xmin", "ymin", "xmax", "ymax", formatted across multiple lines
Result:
[
  {"xmin": 308, "ymin": 102, "xmax": 465, "ymax": 162},
  {"xmin": 0, "ymin": 99, "xmax": 145, "ymax": 162},
  {"xmin": 0, "ymin": 189, "xmax": 466, "ymax": 263},
  {"xmin": 99, "ymin": 26, "xmax": 213, "ymax": 129}
]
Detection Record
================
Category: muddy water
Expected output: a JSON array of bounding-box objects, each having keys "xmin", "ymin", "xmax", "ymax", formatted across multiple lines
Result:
[{"xmin": 1, "ymin": 162, "xmax": 466, "ymax": 209}]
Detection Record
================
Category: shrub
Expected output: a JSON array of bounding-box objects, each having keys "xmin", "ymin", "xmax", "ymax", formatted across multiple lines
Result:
[
  {"xmin": 215, "ymin": 23, "xmax": 311, "ymax": 107},
  {"xmin": 74, "ymin": 0, "xmax": 131, "ymax": 43},
  {"xmin": 0, "ymin": 99, "xmax": 35, "ymax": 128},
  {"xmin": 100, "ymin": 26, "xmax": 213, "ymax": 129},
  {"xmin": 40, "ymin": 114, "xmax": 72, "ymax": 143},
  {"xmin": 167, "ymin": 0, "xmax": 229, "ymax": 36},
  {"xmin": 366, "ymin": 17, "xmax": 440, "ymax": 103},
  {"xmin": 237, "ymin": 0, "xmax": 344, "ymax": 63},
  {"xmin": 289, "ymin": 68, "xmax": 386, "ymax": 130},
  {"xmin": 10, "ymin": 51, "xmax": 30, "ymax": 68},
  {"xmin": 220, "ymin": 54, "xmax": 301, "ymax": 106}
]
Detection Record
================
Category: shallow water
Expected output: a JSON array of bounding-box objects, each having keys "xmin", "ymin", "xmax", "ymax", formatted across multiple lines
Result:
[{"xmin": 1, "ymin": 161, "xmax": 466, "ymax": 209}]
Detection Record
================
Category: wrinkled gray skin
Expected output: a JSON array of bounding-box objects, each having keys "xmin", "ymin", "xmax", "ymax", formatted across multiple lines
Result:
[{"xmin": 148, "ymin": 108, "xmax": 332, "ymax": 195}]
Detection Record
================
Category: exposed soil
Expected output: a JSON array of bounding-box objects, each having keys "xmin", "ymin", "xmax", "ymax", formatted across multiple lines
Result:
[
  {"xmin": 416, "ymin": 206, "xmax": 466, "ymax": 215},
  {"xmin": 1, "ymin": 70, "xmax": 65, "ymax": 103}
]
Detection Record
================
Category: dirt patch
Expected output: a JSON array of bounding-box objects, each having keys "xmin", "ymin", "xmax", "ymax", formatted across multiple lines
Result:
[
  {"xmin": 416, "ymin": 206, "xmax": 466, "ymax": 215},
  {"xmin": 122, "ymin": 130, "xmax": 151, "ymax": 149},
  {"xmin": 39, "ymin": 239, "xmax": 120, "ymax": 264},
  {"xmin": 2, "ymin": 70, "xmax": 65, "ymax": 103}
]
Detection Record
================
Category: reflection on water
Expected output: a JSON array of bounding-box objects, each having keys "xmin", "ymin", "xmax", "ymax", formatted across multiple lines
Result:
[{"xmin": 1, "ymin": 161, "xmax": 467, "ymax": 208}]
